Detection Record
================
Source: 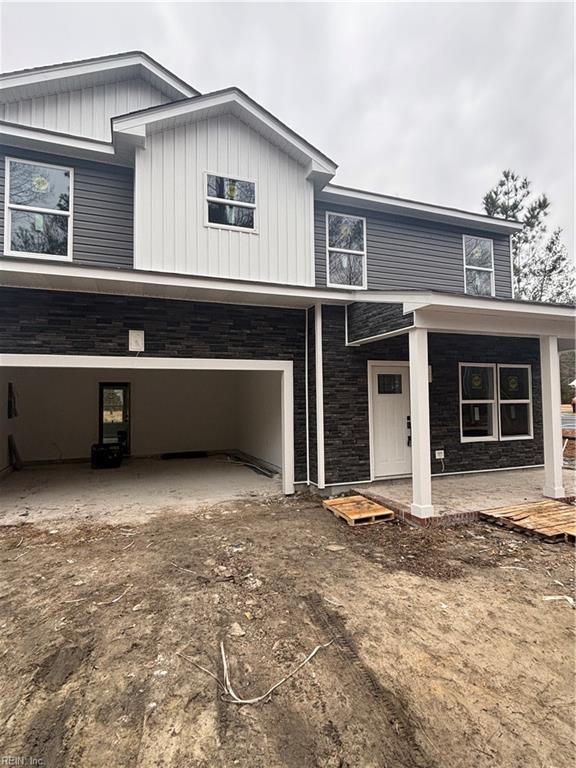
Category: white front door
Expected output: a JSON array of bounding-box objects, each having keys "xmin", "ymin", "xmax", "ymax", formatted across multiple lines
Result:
[{"xmin": 371, "ymin": 364, "xmax": 412, "ymax": 478}]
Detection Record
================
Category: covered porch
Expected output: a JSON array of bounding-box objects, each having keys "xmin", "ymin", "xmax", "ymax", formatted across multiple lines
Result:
[{"xmin": 349, "ymin": 293, "xmax": 575, "ymax": 518}]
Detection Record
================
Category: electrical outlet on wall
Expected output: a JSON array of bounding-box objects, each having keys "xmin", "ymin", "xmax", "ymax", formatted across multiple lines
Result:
[
  {"xmin": 435, "ymin": 449, "xmax": 445, "ymax": 460},
  {"xmin": 129, "ymin": 330, "xmax": 145, "ymax": 352}
]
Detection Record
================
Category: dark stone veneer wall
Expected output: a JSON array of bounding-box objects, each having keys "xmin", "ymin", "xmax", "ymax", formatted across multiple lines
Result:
[
  {"xmin": 0, "ymin": 290, "xmax": 544, "ymax": 488},
  {"xmin": 321, "ymin": 306, "xmax": 543, "ymax": 485},
  {"xmin": 0, "ymin": 288, "xmax": 308, "ymax": 482},
  {"xmin": 346, "ymin": 301, "xmax": 414, "ymax": 343}
]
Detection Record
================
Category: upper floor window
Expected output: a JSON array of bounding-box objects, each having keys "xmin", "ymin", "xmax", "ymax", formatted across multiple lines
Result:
[
  {"xmin": 463, "ymin": 235, "xmax": 494, "ymax": 296},
  {"xmin": 326, "ymin": 212, "xmax": 367, "ymax": 289},
  {"xmin": 4, "ymin": 157, "xmax": 73, "ymax": 261},
  {"xmin": 206, "ymin": 173, "xmax": 256, "ymax": 231}
]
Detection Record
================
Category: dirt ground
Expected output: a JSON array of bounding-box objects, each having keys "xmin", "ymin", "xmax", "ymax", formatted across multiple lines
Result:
[{"xmin": 0, "ymin": 493, "xmax": 574, "ymax": 768}]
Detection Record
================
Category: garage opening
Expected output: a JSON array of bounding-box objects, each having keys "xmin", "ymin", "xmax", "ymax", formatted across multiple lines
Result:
[{"xmin": 0, "ymin": 356, "xmax": 295, "ymax": 508}]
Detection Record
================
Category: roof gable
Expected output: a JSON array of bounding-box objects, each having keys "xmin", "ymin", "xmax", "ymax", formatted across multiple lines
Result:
[
  {"xmin": 113, "ymin": 88, "xmax": 337, "ymax": 185},
  {"xmin": 0, "ymin": 51, "xmax": 199, "ymax": 103}
]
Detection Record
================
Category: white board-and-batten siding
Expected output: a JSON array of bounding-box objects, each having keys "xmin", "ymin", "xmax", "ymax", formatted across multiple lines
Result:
[
  {"xmin": 0, "ymin": 78, "xmax": 169, "ymax": 142},
  {"xmin": 134, "ymin": 114, "xmax": 314, "ymax": 286}
]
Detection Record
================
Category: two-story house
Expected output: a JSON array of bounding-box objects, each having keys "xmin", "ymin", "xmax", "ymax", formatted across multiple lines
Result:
[{"xmin": 0, "ymin": 51, "xmax": 573, "ymax": 519}]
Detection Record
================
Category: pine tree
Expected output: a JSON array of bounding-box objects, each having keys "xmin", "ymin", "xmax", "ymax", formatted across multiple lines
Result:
[
  {"xmin": 482, "ymin": 170, "xmax": 574, "ymax": 303},
  {"xmin": 523, "ymin": 228, "xmax": 576, "ymax": 303}
]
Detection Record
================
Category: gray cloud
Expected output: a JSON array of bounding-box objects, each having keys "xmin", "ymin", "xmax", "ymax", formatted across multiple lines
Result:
[{"xmin": 1, "ymin": 1, "xmax": 572, "ymax": 251}]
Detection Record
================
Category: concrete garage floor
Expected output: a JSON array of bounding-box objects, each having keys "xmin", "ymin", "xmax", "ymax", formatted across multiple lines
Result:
[
  {"xmin": 0, "ymin": 456, "xmax": 281, "ymax": 527},
  {"xmin": 364, "ymin": 466, "xmax": 576, "ymax": 515}
]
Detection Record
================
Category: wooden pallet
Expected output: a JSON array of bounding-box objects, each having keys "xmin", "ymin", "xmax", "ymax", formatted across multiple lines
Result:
[
  {"xmin": 480, "ymin": 499, "xmax": 576, "ymax": 542},
  {"xmin": 323, "ymin": 495, "xmax": 395, "ymax": 527}
]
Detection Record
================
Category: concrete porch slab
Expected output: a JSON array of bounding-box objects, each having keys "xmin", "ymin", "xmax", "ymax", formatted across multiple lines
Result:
[{"xmin": 358, "ymin": 467, "xmax": 575, "ymax": 518}]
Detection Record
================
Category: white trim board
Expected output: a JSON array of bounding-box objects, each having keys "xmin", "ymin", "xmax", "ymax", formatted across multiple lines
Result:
[
  {"xmin": 0, "ymin": 52, "xmax": 198, "ymax": 100},
  {"xmin": 509, "ymin": 234, "xmax": 515, "ymax": 300},
  {"xmin": 413, "ymin": 307, "xmax": 575, "ymax": 340},
  {"xmin": 0, "ymin": 121, "xmax": 117, "ymax": 160},
  {"xmin": 318, "ymin": 184, "xmax": 523, "ymax": 234},
  {"xmin": 305, "ymin": 308, "xmax": 310, "ymax": 486},
  {"xmin": 0, "ymin": 354, "xmax": 295, "ymax": 495},
  {"xmin": 346, "ymin": 325, "xmax": 415, "ymax": 347},
  {"xmin": 1, "ymin": 258, "xmax": 573, "ymax": 323},
  {"xmin": 314, "ymin": 303, "xmax": 326, "ymax": 489}
]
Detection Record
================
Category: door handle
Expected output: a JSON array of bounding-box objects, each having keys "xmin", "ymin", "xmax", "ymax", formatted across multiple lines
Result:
[{"xmin": 407, "ymin": 415, "xmax": 411, "ymax": 447}]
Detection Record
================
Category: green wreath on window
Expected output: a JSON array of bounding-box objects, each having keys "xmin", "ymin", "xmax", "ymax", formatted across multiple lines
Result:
[{"xmin": 32, "ymin": 175, "xmax": 50, "ymax": 194}]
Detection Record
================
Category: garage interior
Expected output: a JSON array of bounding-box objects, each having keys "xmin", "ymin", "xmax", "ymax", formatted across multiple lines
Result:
[{"xmin": 0, "ymin": 366, "xmax": 286, "ymax": 518}]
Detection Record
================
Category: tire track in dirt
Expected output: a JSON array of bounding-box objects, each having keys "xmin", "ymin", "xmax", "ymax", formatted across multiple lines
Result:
[
  {"xmin": 5, "ymin": 632, "xmax": 95, "ymax": 766},
  {"xmin": 213, "ymin": 597, "xmax": 328, "ymax": 768},
  {"xmin": 304, "ymin": 591, "xmax": 433, "ymax": 768}
]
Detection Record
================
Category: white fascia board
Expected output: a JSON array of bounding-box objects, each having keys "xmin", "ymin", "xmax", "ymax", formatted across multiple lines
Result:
[
  {"xmin": 0, "ymin": 121, "xmax": 119, "ymax": 161},
  {"xmin": 318, "ymin": 185, "xmax": 523, "ymax": 234},
  {"xmin": 0, "ymin": 354, "xmax": 292, "ymax": 372},
  {"xmin": 0, "ymin": 259, "xmax": 360, "ymax": 306},
  {"xmin": 0, "ymin": 122, "xmax": 115, "ymax": 154},
  {"xmin": 135, "ymin": 56, "xmax": 198, "ymax": 98},
  {"xmin": 118, "ymin": 124, "xmax": 146, "ymax": 138},
  {"xmin": 413, "ymin": 307, "xmax": 576, "ymax": 340},
  {"xmin": 306, "ymin": 159, "xmax": 336, "ymax": 187},
  {"xmin": 404, "ymin": 292, "xmax": 576, "ymax": 318},
  {"xmin": 346, "ymin": 325, "xmax": 415, "ymax": 346},
  {"xmin": 112, "ymin": 93, "xmax": 230, "ymax": 131},
  {"xmin": 1, "ymin": 259, "xmax": 572, "ymax": 321},
  {"xmin": 0, "ymin": 53, "xmax": 198, "ymax": 100},
  {"xmin": 0, "ymin": 260, "xmax": 436, "ymax": 306},
  {"xmin": 113, "ymin": 91, "xmax": 337, "ymax": 176}
]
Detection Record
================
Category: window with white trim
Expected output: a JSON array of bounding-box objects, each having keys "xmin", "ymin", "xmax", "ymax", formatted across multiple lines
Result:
[
  {"xmin": 459, "ymin": 363, "xmax": 533, "ymax": 443},
  {"xmin": 498, "ymin": 365, "xmax": 533, "ymax": 440},
  {"xmin": 460, "ymin": 364, "xmax": 497, "ymax": 441},
  {"xmin": 206, "ymin": 174, "xmax": 256, "ymax": 231},
  {"xmin": 326, "ymin": 212, "xmax": 367, "ymax": 288},
  {"xmin": 4, "ymin": 157, "xmax": 73, "ymax": 260},
  {"xmin": 463, "ymin": 235, "xmax": 494, "ymax": 296}
]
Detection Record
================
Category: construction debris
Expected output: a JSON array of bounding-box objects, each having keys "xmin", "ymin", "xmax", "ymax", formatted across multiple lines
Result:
[
  {"xmin": 229, "ymin": 622, "xmax": 246, "ymax": 637},
  {"xmin": 542, "ymin": 595, "xmax": 575, "ymax": 608},
  {"xmin": 323, "ymin": 495, "xmax": 394, "ymax": 527},
  {"xmin": 480, "ymin": 500, "xmax": 576, "ymax": 543},
  {"xmin": 179, "ymin": 639, "xmax": 333, "ymax": 705}
]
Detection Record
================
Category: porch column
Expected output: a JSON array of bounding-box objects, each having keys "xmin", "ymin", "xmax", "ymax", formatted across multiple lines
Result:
[
  {"xmin": 540, "ymin": 335, "xmax": 565, "ymax": 498},
  {"xmin": 409, "ymin": 327, "xmax": 434, "ymax": 516}
]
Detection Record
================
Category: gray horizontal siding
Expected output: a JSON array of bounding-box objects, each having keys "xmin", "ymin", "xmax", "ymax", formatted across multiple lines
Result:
[
  {"xmin": 315, "ymin": 202, "xmax": 512, "ymax": 299},
  {"xmin": 347, "ymin": 302, "xmax": 413, "ymax": 343},
  {"xmin": 0, "ymin": 146, "xmax": 133, "ymax": 269}
]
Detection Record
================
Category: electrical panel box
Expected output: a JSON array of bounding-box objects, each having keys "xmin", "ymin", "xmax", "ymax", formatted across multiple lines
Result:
[{"xmin": 128, "ymin": 330, "xmax": 145, "ymax": 352}]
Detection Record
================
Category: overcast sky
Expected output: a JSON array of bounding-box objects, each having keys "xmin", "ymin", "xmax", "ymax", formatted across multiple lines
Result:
[{"xmin": 1, "ymin": 2, "xmax": 573, "ymax": 252}]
